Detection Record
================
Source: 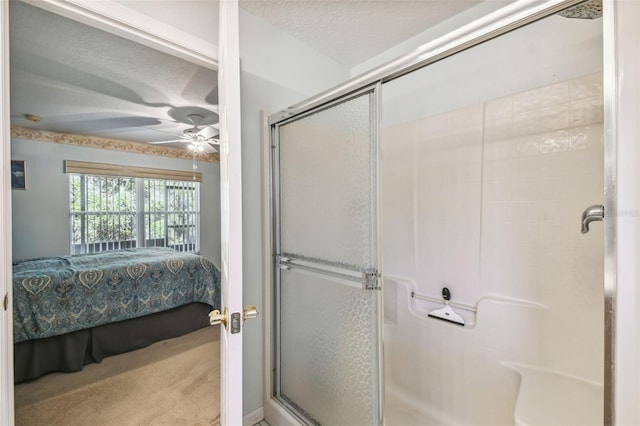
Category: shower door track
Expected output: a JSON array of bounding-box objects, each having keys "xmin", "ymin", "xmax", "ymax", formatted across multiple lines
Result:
[{"xmin": 267, "ymin": 0, "xmax": 616, "ymax": 424}]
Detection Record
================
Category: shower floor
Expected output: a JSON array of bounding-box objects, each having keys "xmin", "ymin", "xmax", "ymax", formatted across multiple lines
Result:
[{"xmin": 385, "ymin": 386, "xmax": 445, "ymax": 426}]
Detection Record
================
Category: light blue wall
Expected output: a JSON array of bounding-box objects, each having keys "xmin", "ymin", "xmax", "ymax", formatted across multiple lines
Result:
[{"xmin": 10, "ymin": 138, "xmax": 221, "ymax": 266}]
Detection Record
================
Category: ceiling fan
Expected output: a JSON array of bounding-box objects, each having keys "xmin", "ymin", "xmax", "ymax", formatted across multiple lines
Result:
[{"xmin": 151, "ymin": 113, "xmax": 219, "ymax": 153}]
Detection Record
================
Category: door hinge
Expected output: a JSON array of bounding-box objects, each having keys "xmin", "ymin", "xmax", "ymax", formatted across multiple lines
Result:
[
  {"xmin": 3, "ymin": 293, "xmax": 8, "ymax": 311},
  {"xmin": 363, "ymin": 270, "xmax": 381, "ymax": 290}
]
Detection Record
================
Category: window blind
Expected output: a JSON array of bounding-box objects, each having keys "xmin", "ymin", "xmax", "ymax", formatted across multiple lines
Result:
[{"xmin": 64, "ymin": 160, "xmax": 203, "ymax": 183}]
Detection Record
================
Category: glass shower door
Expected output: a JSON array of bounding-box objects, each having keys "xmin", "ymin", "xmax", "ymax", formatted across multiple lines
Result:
[{"xmin": 272, "ymin": 87, "xmax": 382, "ymax": 425}]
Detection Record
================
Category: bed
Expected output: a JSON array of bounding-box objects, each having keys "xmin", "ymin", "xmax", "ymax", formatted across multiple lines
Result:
[{"xmin": 13, "ymin": 247, "xmax": 220, "ymax": 382}]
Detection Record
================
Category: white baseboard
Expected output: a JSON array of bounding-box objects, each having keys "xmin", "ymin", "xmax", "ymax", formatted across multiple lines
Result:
[{"xmin": 243, "ymin": 406, "xmax": 264, "ymax": 426}]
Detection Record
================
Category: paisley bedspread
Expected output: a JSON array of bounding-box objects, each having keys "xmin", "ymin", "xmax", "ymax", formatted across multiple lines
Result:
[{"xmin": 13, "ymin": 248, "xmax": 220, "ymax": 343}]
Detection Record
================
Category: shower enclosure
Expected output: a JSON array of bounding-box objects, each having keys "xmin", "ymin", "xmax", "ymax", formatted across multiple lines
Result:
[{"xmin": 267, "ymin": 1, "xmax": 610, "ymax": 424}]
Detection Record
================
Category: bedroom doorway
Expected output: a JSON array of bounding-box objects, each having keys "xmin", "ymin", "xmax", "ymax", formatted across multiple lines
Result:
[{"xmin": 1, "ymin": 0, "xmax": 245, "ymax": 424}]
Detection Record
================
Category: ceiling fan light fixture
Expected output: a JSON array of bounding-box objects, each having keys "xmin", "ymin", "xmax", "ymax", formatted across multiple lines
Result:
[
  {"xmin": 149, "ymin": 110, "xmax": 219, "ymax": 154},
  {"xmin": 188, "ymin": 140, "xmax": 206, "ymax": 152}
]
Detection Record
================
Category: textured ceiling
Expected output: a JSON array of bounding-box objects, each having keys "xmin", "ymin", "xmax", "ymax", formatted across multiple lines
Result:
[
  {"xmin": 239, "ymin": 0, "xmax": 485, "ymax": 67},
  {"xmin": 11, "ymin": 0, "xmax": 494, "ymax": 147},
  {"xmin": 9, "ymin": 1, "xmax": 219, "ymax": 147}
]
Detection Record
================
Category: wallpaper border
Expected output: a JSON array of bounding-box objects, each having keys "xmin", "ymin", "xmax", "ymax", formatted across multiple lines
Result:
[{"xmin": 11, "ymin": 126, "xmax": 219, "ymax": 163}]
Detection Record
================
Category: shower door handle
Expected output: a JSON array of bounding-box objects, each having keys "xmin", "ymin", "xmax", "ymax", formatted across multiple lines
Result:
[{"xmin": 581, "ymin": 204, "xmax": 604, "ymax": 234}]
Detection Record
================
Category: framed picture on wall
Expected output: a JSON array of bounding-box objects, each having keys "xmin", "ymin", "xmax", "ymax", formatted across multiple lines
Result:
[{"xmin": 11, "ymin": 160, "xmax": 26, "ymax": 190}]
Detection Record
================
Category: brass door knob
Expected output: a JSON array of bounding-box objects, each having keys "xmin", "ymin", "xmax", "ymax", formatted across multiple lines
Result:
[
  {"xmin": 243, "ymin": 305, "xmax": 258, "ymax": 321},
  {"xmin": 209, "ymin": 308, "xmax": 228, "ymax": 327}
]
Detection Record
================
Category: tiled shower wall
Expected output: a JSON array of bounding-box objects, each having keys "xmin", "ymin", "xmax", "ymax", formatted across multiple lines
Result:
[
  {"xmin": 382, "ymin": 72, "xmax": 603, "ymax": 382},
  {"xmin": 482, "ymin": 72, "xmax": 603, "ymax": 381}
]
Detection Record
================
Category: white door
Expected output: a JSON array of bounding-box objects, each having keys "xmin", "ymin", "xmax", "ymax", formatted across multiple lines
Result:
[
  {"xmin": 217, "ymin": 0, "xmax": 245, "ymax": 424},
  {"xmin": 1, "ymin": 0, "xmax": 14, "ymax": 423}
]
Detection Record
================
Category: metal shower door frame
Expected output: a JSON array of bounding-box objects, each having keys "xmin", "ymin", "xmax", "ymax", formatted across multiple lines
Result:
[{"xmin": 270, "ymin": 83, "xmax": 384, "ymax": 425}]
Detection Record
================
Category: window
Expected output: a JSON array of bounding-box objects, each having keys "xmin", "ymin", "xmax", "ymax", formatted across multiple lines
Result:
[
  {"xmin": 70, "ymin": 174, "xmax": 200, "ymax": 254},
  {"xmin": 144, "ymin": 179, "xmax": 200, "ymax": 253}
]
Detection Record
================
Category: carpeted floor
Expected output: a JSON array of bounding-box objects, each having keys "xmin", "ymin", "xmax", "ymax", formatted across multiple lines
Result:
[{"xmin": 15, "ymin": 326, "xmax": 220, "ymax": 426}]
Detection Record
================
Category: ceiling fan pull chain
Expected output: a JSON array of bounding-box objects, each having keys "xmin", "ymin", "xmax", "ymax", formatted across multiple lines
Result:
[{"xmin": 192, "ymin": 148, "xmax": 198, "ymax": 180}]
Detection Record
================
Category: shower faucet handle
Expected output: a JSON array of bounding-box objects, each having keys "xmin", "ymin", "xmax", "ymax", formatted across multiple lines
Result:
[{"xmin": 581, "ymin": 204, "xmax": 604, "ymax": 234}]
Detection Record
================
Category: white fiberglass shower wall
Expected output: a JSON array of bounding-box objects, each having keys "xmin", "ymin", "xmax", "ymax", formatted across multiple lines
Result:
[{"xmin": 381, "ymin": 11, "xmax": 603, "ymax": 425}]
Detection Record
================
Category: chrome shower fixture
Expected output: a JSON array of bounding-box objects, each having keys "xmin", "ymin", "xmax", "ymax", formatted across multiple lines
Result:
[
  {"xmin": 581, "ymin": 204, "xmax": 604, "ymax": 234},
  {"xmin": 558, "ymin": 0, "xmax": 602, "ymax": 19}
]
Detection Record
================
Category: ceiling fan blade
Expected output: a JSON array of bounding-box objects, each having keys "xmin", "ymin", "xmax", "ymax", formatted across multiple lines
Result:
[
  {"xmin": 196, "ymin": 126, "xmax": 218, "ymax": 139},
  {"xmin": 202, "ymin": 143, "xmax": 218, "ymax": 154},
  {"xmin": 143, "ymin": 125, "xmax": 184, "ymax": 137},
  {"xmin": 206, "ymin": 138, "xmax": 219, "ymax": 146}
]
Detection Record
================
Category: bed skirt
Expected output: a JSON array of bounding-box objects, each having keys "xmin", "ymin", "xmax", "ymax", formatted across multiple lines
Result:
[{"xmin": 14, "ymin": 302, "xmax": 212, "ymax": 383}]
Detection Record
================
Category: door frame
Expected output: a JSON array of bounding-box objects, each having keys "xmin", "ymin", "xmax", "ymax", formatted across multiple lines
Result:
[
  {"xmin": 0, "ymin": 1, "xmax": 246, "ymax": 425},
  {"xmin": 17, "ymin": 0, "xmax": 218, "ymax": 69},
  {"xmin": 217, "ymin": 1, "xmax": 244, "ymax": 425},
  {"xmin": 604, "ymin": 0, "xmax": 640, "ymax": 424},
  {"xmin": 261, "ymin": 0, "xmax": 640, "ymax": 424}
]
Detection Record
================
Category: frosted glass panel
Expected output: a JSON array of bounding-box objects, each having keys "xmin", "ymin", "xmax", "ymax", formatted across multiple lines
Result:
[
  {"xmin": 279, "ymin": 93, "xmax": 375, "ymax": 269},
  {"xmin": 280, "ymin": 268, "xmax": 379, "ymax": 425}
]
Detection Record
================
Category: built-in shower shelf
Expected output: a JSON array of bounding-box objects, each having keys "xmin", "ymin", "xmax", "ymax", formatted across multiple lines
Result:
[
  {"xmin": 503, "ymin": 363, "xmax": 603, "ymax": 426},
  {"xmin": 407, "ymin": 283, "xmax": 547, "ymax": 328},
  {"xmin": 410, "ymin": 290, "xmax": 477, "ymax": 312}
]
